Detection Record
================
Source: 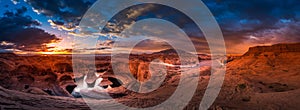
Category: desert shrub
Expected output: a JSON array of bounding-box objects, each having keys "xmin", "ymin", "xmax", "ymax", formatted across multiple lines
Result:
[{"xmin": 238, "ymin": 84, "xmax": 247, "ymax": 89}]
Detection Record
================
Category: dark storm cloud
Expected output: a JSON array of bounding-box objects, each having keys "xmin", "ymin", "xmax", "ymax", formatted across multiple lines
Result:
[
  {"xmin": 250, "ymin": 21, "xmax": 300, "ymax": 43},
  {"xmin": 102, "ymin": 3, "xmax": 199, "ymax": 35},
  {"xmin": 100, "ymin": 1, "xmax": 299, "ymax": 37},
  {"xmin": 25, "ymin": 0, "xmax": 96, "ymax": 30},
  {"xmin": 0, "ymin": 7, "xmax": 60, "ymax": 51},
  {"xmin": 20, "ymin": 0, "xmax": 300, "ymax": 53},
  {"xmin": 203, "ymin": 0, "xmax": 300, "ymax": 44},
  {"xmin": 100, "ymin": 1, "xmax": 300, "ymax": 45}
]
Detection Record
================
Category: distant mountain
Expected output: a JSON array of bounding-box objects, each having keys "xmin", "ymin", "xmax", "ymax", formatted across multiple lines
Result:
[
  {"xmin": 243, "ymin": 43, "xmax": 300, "ymax": 56},
  {"xmin": 152, "ymin": 49, "xmax": 188, "ymax": 55}
]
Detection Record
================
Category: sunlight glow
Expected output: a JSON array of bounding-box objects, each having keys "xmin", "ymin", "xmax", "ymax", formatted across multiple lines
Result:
[{"xmin": 37, "ymin": 51, "xmax": 70, "ymax": 55}]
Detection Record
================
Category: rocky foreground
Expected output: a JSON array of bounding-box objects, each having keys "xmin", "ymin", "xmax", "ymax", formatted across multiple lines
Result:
[{"xmin": 0, "ymin": 43, "xmax": 300, "ymax": 110}]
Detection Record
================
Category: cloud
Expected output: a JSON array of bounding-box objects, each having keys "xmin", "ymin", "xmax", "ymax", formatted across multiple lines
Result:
[
  {"xmin": 25, "ymin": 0, "xmax": 96, "ymax": 31},
  {"xmin": 126, "ymin": 4, "xmax": 157, "ymax": 19},
  {"xmin": 0, "ymin": 7, "xmax": 60, "ymax": 52},
  {"xmin": 100, "ymin": 3, "xmax": 197, "ymax": 35},
  {"xmin": 48, "ymin": 19, "xmax": 76, "ymax": 31},
  {"xmin": 98, "ymin": 40, "xmax": 115, "ymax": 48},
  {"xmin": 24, "ymin": 0, "xmax": 300, "ymax": 54},
  {"xmin": 74, "ymin": 3, "xmax": 215, "ymax": 54},
  {"xmin": 249, "ymin": 21, "xmax": 300, "ymax": 44},
  {"xmin": 204, "ymin": 1, "xmax": 300, "ymax": 39},
  {"xmin": 11, "ymin": 0, "xmax": 20, "ymax": 5},
  {"xmin": 199, "ymin": 0, "xmax": 300, "ymax": 53},
  {"xmin": 0, "ymin": 41, "xmax": 15, "ymax": 50}
]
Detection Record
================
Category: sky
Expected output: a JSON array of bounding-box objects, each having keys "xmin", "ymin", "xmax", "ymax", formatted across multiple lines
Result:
[{"xmin": 0, "ymin": 0, "xmax": 299, "ymax": 54}]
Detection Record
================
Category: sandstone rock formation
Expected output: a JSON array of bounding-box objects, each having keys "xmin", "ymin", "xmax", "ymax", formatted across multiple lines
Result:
[
  {"xmin": 215, "ymin": 43, "xmax": 300, "ymax": 109},
  {"xmin": 0, "ymin": 43, "xmax": 299, "ymax": 109}
]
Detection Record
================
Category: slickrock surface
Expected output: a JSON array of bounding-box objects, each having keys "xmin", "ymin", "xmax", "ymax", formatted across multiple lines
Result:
[
  {"xmin": 214, "ymin": 43, "xmax": 300, "ymax": 109},
  {"xmin": 0, "ymin": 86, "xmax": 90, "ymax": 110}
]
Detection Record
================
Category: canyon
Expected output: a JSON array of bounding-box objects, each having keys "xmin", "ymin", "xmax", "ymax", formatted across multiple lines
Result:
[{"xmin": 0, "ymin": 43, "xmax": 299, "ymax": 110}]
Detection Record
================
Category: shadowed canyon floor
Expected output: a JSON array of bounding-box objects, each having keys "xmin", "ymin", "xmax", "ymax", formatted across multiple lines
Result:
[{"xmin": 0, "ymin": 43, "xmax": 299, "ymax": 110}]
